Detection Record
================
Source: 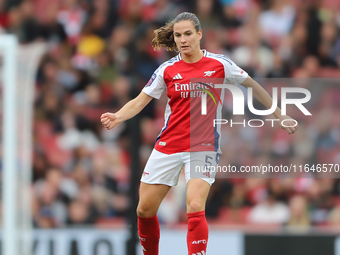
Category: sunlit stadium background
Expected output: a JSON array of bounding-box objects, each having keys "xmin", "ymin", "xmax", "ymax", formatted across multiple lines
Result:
[{"xmin": 0, "ymin": 0, "xmax": 340, "ymax": 255}]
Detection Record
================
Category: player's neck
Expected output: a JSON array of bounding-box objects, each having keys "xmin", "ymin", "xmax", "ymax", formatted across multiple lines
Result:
[{"xmin": 181, "ymin": 49, "xmax": 204, "ymax": 63}]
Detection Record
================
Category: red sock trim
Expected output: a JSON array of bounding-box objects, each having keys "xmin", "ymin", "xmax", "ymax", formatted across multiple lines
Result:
[
  {"xmin": 138, "ymin": 214, "xmax": 158, "ymax": 220},
  {"xmin": 187, "ymin": 210, "xmax": 205, "ymax": 218}
]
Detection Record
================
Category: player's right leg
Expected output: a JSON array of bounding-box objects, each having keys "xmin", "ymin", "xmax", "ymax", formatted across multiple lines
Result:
[
  {"xmin": 137, "ymin": 149, "xmax": 184, "ymax": 255},
  {"xmin": 137, "ymin": 183, "xmax": 170, "ymax": 255},
  {"xmin": 137, "ymin": 182, "xmax": 171, "ymax": 217}
]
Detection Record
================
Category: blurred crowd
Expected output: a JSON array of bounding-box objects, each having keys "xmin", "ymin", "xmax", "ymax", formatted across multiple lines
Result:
[{"xmin": 0, "ymin": 0, "xmax": 340, "ymax": 229}]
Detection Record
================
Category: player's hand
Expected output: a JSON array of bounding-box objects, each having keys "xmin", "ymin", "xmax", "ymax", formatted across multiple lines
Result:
[
  {"xmin": 279, "ymin": 115, "xmax": 298, "ymax": 134},
  {"xmin": 101, "ymin": 112, "xmax": 119, "ymax": 130}
]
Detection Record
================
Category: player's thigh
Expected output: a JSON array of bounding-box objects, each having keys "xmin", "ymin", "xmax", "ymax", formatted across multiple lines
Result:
[
  {"xmin": 186, "ymin": 178, "xmax": 211, "ymax": 213},
  {"xmin": 137, "ymin": 182, "xmax": 171, "ymax": 217}
]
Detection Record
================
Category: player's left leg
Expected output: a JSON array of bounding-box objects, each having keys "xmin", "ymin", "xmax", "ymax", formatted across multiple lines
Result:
[
  {"xmin": 184, "ymin": 151, "xmax": 218, "ymax": 255},
  {"xmin": 186, "ymin": 178, "xmax": 211, "ymax": 255}
]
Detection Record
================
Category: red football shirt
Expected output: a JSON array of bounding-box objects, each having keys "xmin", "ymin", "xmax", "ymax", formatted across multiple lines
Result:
[{"xmin": 142, "ymin": 50, "xmax": 248, "ymax": 154}]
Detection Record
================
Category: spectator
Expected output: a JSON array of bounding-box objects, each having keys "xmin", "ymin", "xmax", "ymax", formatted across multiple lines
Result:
[
  {"xmin": 287, "ymin": 195, "xmax": 311, "ymax": 228},
  {"xmin": 248, "ymin": 191, "xmax": 290, "ymax": 224}
]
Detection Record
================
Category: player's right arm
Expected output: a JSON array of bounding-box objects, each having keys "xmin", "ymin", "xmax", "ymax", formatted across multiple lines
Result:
[
  {"xmin": 101, "ymin": 91, "xmax": 153, "ymax": 130},
  {"xmin": 102, "ymin": 61, "xmax": 167, "ymax": 130}
]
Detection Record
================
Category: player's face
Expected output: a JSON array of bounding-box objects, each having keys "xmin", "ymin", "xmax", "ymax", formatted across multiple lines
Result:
[{"xmin": 173, "ymin": 20, "xmax": 202, "ymax": 56}]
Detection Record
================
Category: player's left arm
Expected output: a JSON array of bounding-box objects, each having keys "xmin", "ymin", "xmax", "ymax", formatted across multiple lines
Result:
[{"xmin": 241, "ymin": 76, "xmax": 298, "ymax": 135}]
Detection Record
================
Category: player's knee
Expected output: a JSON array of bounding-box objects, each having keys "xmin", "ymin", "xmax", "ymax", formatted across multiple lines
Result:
[
  {"xmin": 136, "ymin": 203, "xmax": 156, "ymax": 218},
  {"xmin": 187, "ymin": 200, "xmax": 204, "ymax": 213}
]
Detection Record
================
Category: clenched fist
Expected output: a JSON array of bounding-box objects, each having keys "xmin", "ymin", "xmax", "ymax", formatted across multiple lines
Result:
[
  {"xmin": 279, "ymin": 115, "xmax": 299, "ymax": 135},
  {"xmin": 101, "ymin": 112, "xmax": 119, "ymax": 130}
]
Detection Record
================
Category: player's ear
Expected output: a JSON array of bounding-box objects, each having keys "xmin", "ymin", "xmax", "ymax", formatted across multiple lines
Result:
[{"xmin": 198, "ymin": 29, "xmax": 202, "ymax": 41}]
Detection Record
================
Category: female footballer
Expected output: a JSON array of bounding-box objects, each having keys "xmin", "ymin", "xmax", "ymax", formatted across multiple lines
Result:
[{"xmin": 101, "ymin": 12, "xmax": 298, "ymax": 255}]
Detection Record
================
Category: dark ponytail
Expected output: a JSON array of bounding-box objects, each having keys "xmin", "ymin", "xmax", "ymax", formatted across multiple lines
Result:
[{"xmin": 151, "ymin": 12, "xmax": 201, "ymax": 51}]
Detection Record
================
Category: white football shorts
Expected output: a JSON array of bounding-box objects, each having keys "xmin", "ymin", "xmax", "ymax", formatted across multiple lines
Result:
[{"xmin": 140, "ymin": 149, "xmax": 219, "ymax": 186}]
